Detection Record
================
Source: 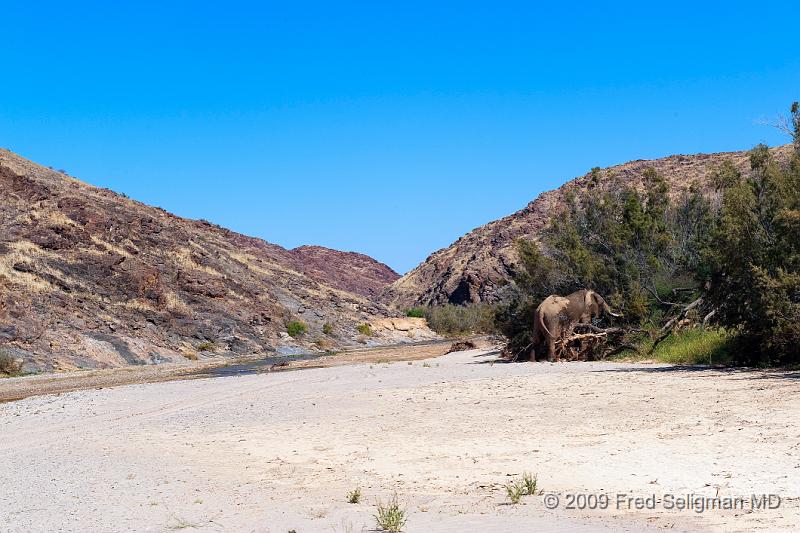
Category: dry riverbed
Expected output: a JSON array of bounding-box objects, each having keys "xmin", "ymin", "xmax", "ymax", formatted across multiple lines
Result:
[
  {"xmin": 0, "ymin": 340, "xmax": 457, "ymax": 403},
  {"xmin": 1, "ymin": 347, "xmax": 799, "ymax": 532}
]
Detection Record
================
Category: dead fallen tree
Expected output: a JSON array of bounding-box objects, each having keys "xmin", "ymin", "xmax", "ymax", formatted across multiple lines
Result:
[
  {"xmin": 648, "ymin": 297, "xmax": 706, "ymax": 354},
  {"xmin": 554, "ymin": 324, "xmax": 642, "ymax": 361},
  {"xmin": 446, "ymin": 340, "xmax": 477, "ymax": 354}
]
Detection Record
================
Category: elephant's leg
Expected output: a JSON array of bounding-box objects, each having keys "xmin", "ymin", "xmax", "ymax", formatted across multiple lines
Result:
[{"xmin": 547, "ymin": 336, "xmax": 556, "ymax": 361}]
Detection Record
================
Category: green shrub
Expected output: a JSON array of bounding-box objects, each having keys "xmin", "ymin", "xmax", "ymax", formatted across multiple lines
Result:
[
  {"xmin": 322, "ymin": 323, "xmax": 334, "ymax": 335},
  {"xmin": 425, "ymin": 303, "xmax": 496, "ymax": 336},
  {"xmin": 286, "ymin": 321, "xmax": 307, "ymax": 338},
  {"xmin": 405, "ymin": 308, "xmax": 426, "ymax": 318},
  {"xmin": 196, "ymin": 341, "xmax": 216, "ymax": 352},
  {"xmin": 346, "ymin": 487, "xmax": 362, "ymax": 504},
  {"xmin": 374, "ymin": 495, "xmax": 407, "ymax": 532},
  {"xmin": 357, "ymin": 323, "xmax": 374, "ymax": 336},
  {"xmin": 522, "ymin": 472, "xmax": 538, "ymax": 496},
  {"xmin": 505, "ymin": 481, "xmax": 524, "ymax": 505},
  {"xmin": 0, "ymin": 350, "xmax": 21, "ymax": 375}
]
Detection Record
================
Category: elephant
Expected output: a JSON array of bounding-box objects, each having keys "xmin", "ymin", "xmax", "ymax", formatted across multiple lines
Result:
[{"xmin": 531, "ymin": 289, "xmax": 620, "ymax": 361}]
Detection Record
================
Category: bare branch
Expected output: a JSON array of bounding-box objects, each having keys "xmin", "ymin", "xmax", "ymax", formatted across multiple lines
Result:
[
  {"xmin": 756, "ymin": 115, "xmax": 794, "ymax": 138},
  {"xmin": 644, "ymin": 285, "xmax": 681, "ymax": 307},
  {"xmin": 649, "ymin": 297, "xmax": 704, "ymax": 353}
]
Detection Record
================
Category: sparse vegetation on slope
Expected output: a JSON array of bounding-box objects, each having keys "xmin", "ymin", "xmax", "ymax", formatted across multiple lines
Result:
[
  {"xmin": 286, "ymin": 321, "xmax": 307, "ymax": 338},
  {"xmin": 0, "ymin": 148, "xmax": 397, "ymax": 372}
]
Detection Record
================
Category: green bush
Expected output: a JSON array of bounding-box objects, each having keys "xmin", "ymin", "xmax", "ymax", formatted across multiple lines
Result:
[
  {"xmin": 196, "ymin": 341, "xmax": 216, "ymax": 352},
  {"xmin": 425, "ymin": 303, "xmax": 496, "ymax": 336},
  {"xmin": 522, "ymin": 472, "xmax": 538, "ymax": 496},
  {"xmin": 346, "ymin": 487, "xmax": 362, "ymax": 504},
  {"xmin": 286, "ymin": 321, "xmax": 307, "ymax": 338},
  {"xmin": 356, "ymin": 323, "xmax": 374, "ymax": 336},
  {"xmin": 322, "ymin": 323, "xmax": 334, "ymax": 335},
  {"xmin": 505, "ymin": 481, "xmax": 524, "ymax": 505},
  {"xmin": 0, "ymin": 350, "xmax": 21, "ymax": 375},
  {"xmin": 405, "ymin": 308, "xmax": 426, "ymax": 318},
  {"xmin": 374, "ymin": 495, "xmax": 407, "ymax": 532}
]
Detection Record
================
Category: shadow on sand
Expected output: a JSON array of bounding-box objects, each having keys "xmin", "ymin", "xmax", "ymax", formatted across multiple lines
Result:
[
  {"xmin": 469, "ymin": 351, "xmax": 800, "ymax": 381},
  {"xmin": 594, "ymin": 364, "xmax": 800, "ymax": 381}
]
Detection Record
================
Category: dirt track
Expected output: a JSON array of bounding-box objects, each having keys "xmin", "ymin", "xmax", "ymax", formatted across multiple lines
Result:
[{"xmin": 1, "ymin": 348, "xmax": 798, "ymax": 532}]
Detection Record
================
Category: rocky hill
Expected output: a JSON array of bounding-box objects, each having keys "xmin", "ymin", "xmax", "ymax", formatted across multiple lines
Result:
[
  {"xmin": 0, "ymin": 148, "xmax": 408, "ymax": 372},
  {"xmin": 382, "ymin": 145, "xmax": 793, "ymax": 308},
  {"xmin": 288, "ymin": 245, "xmax": 399, "ymax": 298}
]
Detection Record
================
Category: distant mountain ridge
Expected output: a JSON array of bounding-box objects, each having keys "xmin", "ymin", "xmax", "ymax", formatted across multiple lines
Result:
[
  {"xmin": 289, "ymin": 245, "xmax": 399, "ymax": 299},
  {"xmin": 0, "ymin": 148, "xmax": 400, "ymax": 372},
  {"xmin": 381, "ymin": 145, "xmax": 794, "ymax": 308}
]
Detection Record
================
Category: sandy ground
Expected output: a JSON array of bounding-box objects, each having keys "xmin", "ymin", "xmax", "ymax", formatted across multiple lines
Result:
[{"xmin": 1, "ymin": 348, "xmax": 799, "ymax": 532}]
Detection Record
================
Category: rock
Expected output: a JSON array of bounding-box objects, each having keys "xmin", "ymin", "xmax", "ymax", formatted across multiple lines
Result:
[{"xmin": 0, "ymin": 148, "xmax": 399, "ymax": 373}]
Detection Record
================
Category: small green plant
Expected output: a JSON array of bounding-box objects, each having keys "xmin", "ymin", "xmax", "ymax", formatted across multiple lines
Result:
[
  {"xmin": 196, "ymin": 341, "xmax": 216, "ymax": 352},
  {"xmin": 405, "ymin": 307, "xmax": 426, "ymax": 318},
  {"xmin": 322, "ymin": 323, "xmax": 334, "ymax": 335},
  {"xmin": 357, "ymin": 323, "xmax": 374, "ymax": 336},
  {"xmin": 522, "ymin": 472, "xmax": 538, "ymax": 495},
  {"xmin": 286, "ymin": 320, "xmax": 307, "ymax": 338},
  {"xmin": 375, "ymin": 494, "xmax": 407, "ymax": 532},
  {"xmin": 506, "ymin": 481, "xmax": 524, "ymax": 504},
  {"xmin": 0, "ymin": 350, "xmax": 21, "ymax": 375},
  {"xmin": 347, "ymin": 487, "xmax": 362, "ymax": 504}
]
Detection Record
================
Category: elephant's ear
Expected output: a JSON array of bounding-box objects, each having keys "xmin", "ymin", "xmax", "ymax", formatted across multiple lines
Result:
[
  {"xmin": 584, "ymin": 290, "xmax": 594, "ymax": 309},
  {"xmin": 592, "ymin": 292, "xmax": 607, "ymax": 310}
]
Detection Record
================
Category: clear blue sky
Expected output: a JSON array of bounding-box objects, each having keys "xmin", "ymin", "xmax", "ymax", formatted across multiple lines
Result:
[{"xmin": 2, "ymin": 1, "xmax": 798, "ymax": 273}]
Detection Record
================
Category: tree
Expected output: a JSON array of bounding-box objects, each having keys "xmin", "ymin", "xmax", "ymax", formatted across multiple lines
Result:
[
  {"xmin": 497, "ymin": 166, "xmax": 708, "ymax": 357},
  {"xmin": 701, "ymin": 103, "xmax": 800, "ymax": 364}
]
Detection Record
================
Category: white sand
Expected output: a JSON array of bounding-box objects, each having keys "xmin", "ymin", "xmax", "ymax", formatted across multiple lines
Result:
[{"xmin": 1, "ymin": 349, "xmax": 798, "ymax": 532}]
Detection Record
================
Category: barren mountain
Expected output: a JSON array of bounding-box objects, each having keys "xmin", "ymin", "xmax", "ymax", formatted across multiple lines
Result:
[
  {"xmin": 0, "ymin": 148, "xmax": 405, "ymax": 372},
  {"xmin": 288, "ymin": 245, "xmax": 399, "ymax": 298},
  {"xmin": 382, "ymin": 145, "xmax": 794, "ymax": 308}
]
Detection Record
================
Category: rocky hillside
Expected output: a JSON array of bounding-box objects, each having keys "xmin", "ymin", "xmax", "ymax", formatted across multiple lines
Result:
[
  {"xmin": 289, "ymin": 245, "xmax": 399, "ymax": 298},
  {"xmin": 382, "ymin": 145, "xmax": 794, "ymax": 308},
  {"xmin": 0, "ymin": 148, "xmax": 406, "ymax": 372}
]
